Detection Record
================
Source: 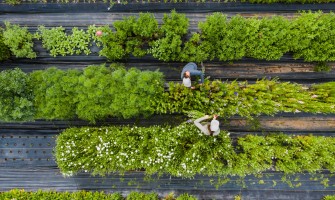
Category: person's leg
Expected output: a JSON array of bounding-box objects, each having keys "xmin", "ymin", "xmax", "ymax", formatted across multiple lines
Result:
[
  {"xmin": 190, "ymin": 70, "xmax": 204, "ymax": 83},
  {"xmin": 184, "ymin": 62, "xmax": 197, "ymax": 70}
]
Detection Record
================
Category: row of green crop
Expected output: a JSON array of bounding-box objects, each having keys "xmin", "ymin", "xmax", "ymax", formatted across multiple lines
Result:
[
  {"xmin": 55, "ymin": 124, "xmax": 335, "ymax": 181},
  {"xmin": 2, "ymin": 11, "xmax": 335, "ymax": 63},
  {"xmin": 0, "ymin": 189, "xmax": 197, "ymax": 200},
  {"xmin": 1, "ymin": 65, "xmax": 335, "ymax": 122}
]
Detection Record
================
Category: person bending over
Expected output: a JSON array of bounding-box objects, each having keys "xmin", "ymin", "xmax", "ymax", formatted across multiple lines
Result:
[
  {"xmin": 181, "ymin": 62, "xmax": 204, "ymax": 89},
  {"xmin": 194, "ymin": 115, "xmax": 220, "ymax": 136}
]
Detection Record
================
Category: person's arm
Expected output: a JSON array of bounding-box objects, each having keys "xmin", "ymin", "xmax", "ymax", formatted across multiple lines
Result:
[{"xmin": 194, "ymin": 115, "xmax": 211, "ymax": 134}]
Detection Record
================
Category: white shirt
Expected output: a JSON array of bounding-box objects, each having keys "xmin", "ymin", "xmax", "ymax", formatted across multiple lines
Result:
[{"xmin": 183, "ymin": 78, "xmax": 191, "ymax": 88}]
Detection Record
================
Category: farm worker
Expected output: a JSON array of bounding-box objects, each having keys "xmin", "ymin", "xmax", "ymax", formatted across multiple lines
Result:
[
  {"xmin": 181, "ymin": 62, "xmax": 204, "ymax": 89},
  {"xmin": 194, "ymin": 115, "xmax": 220, "ymax": 136}
]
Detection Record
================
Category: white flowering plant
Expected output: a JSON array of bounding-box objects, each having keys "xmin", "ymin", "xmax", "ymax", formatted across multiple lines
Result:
[
  {"xmin": 56, "ymin": 126, "xmax": 335, "ymax": 183},
  {"xmin": 55, "ymin": 123, "xmax": 233, "ymax": 178}
]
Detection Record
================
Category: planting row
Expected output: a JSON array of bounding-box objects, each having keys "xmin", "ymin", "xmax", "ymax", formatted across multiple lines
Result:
[
  {"xmin": 2, "ymin": 11, "xmax": 335, "ymax": 63},
  {"xmin": 56, "ymin": 124, "xmax": 335, "ymax": 181},
  {"xmin": 1, "ymin": 65, "xmax": 335, "ymax": 122},
  {"xmin": 0, "ymin": 189, "xmax": 197, "ymax": 200},
  {"xmin": 3, "ymin": 0, "xmax": 335, "ymax": 6}
]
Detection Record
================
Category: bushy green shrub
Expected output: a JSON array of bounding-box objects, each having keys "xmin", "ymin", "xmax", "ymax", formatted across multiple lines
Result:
[
  {"xmin": 75, "ymin": 65, "xmax": 164, "ymax": 122},
  {"xmin": 291, "ymin": 11, "xmax": 335, "ymax": 62},
  {"xmin": 150, "ymin": 10, "xmax": 189, "ymax": 61},
  {"xmin": 30, "ymin": 64, "xmax": 164, "ymax": 122},
  {"xmin": 245, "ymin": 16, "xmax": 291, "ymax": 60},
  {"xmin": 3, "ymin": 22, "xmax": 36, "ymax": 59},
  {"xmin": 0, "ymin": 68, "xmax": 34, "ymax": 121},
  {"xmin": 30, "ymin": 67, "xmax": 80, "ymax": 119},
  {"xmin": 37, "ymin": 26, "xmax": 91, "ymax": 56},
  {"xmin": 92, "ymin": 13, "xmax": 158, "ymax": 61},
  {"xmin": 198, "ymin": 13, "xmax": 229, "ymax": 61}
]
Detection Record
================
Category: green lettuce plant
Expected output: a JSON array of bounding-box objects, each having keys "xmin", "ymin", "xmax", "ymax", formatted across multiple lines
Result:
[
  {"xmin": 149, "ymin": 10, "xmax": 189, "ymax": 61},
  {"xmin": 3, "ymin": 22, "xmax": 36, "ymax": 59},
  {"xmin": 91, "ymin": 13, "xmax": 158, "ymax": 61},
  {"xmin": 37, "ymin": 26, "xmax": 91, "ymax": 56}
]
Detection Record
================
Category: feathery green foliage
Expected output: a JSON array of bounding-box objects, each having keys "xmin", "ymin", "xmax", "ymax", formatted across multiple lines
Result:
[{"xmin": 0, "ymin": 68, "xmax": 34, "ymax": 121}]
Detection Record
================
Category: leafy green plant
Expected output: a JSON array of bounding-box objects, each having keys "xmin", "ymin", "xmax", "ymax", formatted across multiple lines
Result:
[
  {"xmin": 4, "ymin": 0, "xmax": 21, "ymax": 5},
  {"xmin": 149, "ymin": 10, "xmax": 189, "ymax": 61},
  {"xmin": 3, "ymin": 22, "xmax": 36, "ymax": 58},
  {"xmin": 29, "ymin": 64, "xmax": 164, "ymax": 122},
  {"xmin": 0, "ymin": 68, "xmax": 34, "ymax": 121},
  {"xmin": 37, "ymin": 26, "xmax": 91, "ymax": 56},
  {"xmin": 30, "ymin": 67, "xmax": 80, "ymax": 119},
  {"xmin": 127, "ymin": 192, "xmax": 158, "ymax": 200},
  {"xmin": 245, "ymin": 16, "xmax": 291, "ymax": 60},
  {"xmin": 0, "ymin": 29, "xmax": 11, "ymax": 61},
  {"xmin": 6, "ymin": 11, "xmax": 335, "ymax": 63},
  {"xmin": 324, "ymin": 196, "xmax": 335, "ymax": 200},
  {"xmin": 91, "ymin": 13, "xmax": 158, "ymax": 61},
  {"xmin": 160, "ymin": 10, "xmax": 189, "ymax": 36},
  {"xmin": 291, "ymin": 11, "xmax": 335, "ymax": 62},
  {"xmin": 75, "ymin": 64, "xmax": 164, "ymax": 122}
]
